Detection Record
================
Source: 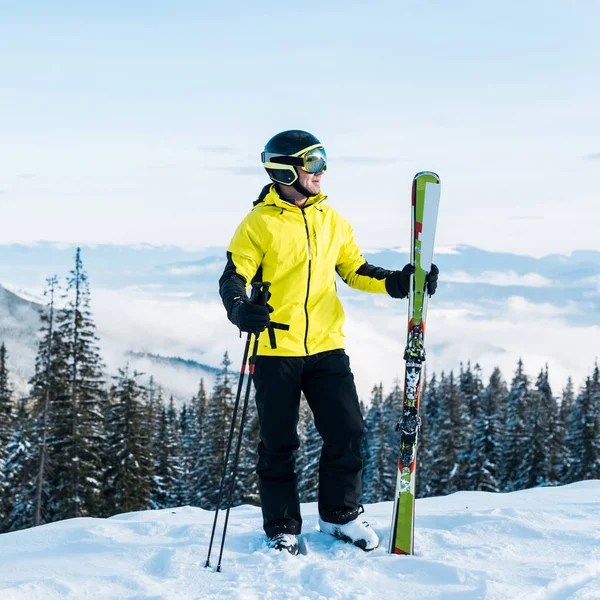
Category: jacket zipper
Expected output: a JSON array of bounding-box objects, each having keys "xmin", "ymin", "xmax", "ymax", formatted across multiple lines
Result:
[{"xmin": 301, "ymin": 209, "xmax": 311, "ymax": 355}]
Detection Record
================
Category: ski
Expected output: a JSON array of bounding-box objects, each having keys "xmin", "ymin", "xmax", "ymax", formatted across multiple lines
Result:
[{"xmin": 388, "ymin": 171, "xmax": 441, "ymax": 555}]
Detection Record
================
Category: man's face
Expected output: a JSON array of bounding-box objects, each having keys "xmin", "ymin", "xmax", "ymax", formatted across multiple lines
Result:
[{"xmin": 297, "ymin": 166, "xmax": 323, "ymax": 196}]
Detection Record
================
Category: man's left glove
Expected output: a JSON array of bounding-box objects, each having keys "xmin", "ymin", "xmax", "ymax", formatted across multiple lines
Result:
[
  {"xmin": 426, "ymin": 264, "xmax": 439, "ymax": 296},
  {"xmin": 385, "ymin": 263, "xmax": 439, "ymax": 298}
]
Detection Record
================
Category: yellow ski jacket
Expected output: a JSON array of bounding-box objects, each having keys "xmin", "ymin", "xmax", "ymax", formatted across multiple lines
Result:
[{"xmin": 220, "ymin": 184, "xmax": 391, "ymax": 357}]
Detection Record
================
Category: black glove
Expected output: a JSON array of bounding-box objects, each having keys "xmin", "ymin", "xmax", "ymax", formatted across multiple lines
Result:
[
  {"xmin": 385, "ymin": 263, "xmax": 439, "ymax": 298},
  {"xmin": 230, "ymin": 297, "xmax": 274, "ymax": 334},
  {"xmin": 426, "ymin": 264, "xmax": 439, "ymax": 296},
  {"xmin": 385, "ymin": 264, "xmax": 414, "ymax": 298}
]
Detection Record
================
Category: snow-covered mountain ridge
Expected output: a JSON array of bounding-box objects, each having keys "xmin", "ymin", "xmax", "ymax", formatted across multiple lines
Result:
[
  {"xmin": 0, "ymin": 481, "xmax": 598, "ymax": 599},
  {"xmin": 1, "ymin": 242, "xmax": 599, "ymax": 402}
]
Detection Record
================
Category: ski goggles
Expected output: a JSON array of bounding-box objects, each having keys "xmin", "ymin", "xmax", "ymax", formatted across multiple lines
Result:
[{"xmin": 261, "ymin": 145, "xmax": 327, "ymax": 174}]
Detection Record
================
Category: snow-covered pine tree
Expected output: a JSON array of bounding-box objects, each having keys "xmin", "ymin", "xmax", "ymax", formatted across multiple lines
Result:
[
  {"xmin": 145, "ymin": 377, "xmax": 160, "ymax": 459},
  {"xmin": 417, "ymin": 373, "xmax": 439, "ymax": 498},
  {"xmin": 427, "ymin": 371, "xmax": 460, "ymax": 495},
  {"xmin": 0, "ymin": 342, "xmax": 13, "ymax": 447},
  {"xmin": 104, "ymin": 368, "xmax": 152, "ymax": 515},
  {"xmin": 178, "ymin": 401, "xmax": 192, "ymax": 504},
  {"xmin": 150, "ymin": 402, "xmax": 182, "ymax": 509},
  {"xmin": 1, "ymin": 399, "xmax": 36, "ymax": 531},
  {"xmin": 381, "ymin": 382, "xmax": 403, "ymax": 500},
  {"xmin": 0, "ymin": 342, "xmax": 14, "ymax": 526},
  {"xmin": 558, "ymin": 377, "xmax": 576, "ymax": 482},
  {"xmin": 28, "ymin": 276, "xmax": 63, "ymax": 526},
  {"xmin": 502, "ymin": 359, "xmax": 531, "ymax": 491},
  {"xmin": 569, "ymin": 364, "xmax": 600, "ymax": 481},
  {"xmin": 362, "ymin": 383, "xmax": 385, "ymax": 503},
  {"xmin": 536, "ymin": 366, "xmax": 562, "ymax": 486},
  {"xmin": 185, "ymin": 379, "xmax": 208, "ymax": 507},
  {"xmin": 50, "ymin": 249, "xmax": 107, "ymax": 520},
  {"xmin": 232, "ymin": 386, "xmax": 261, "ymax": 506},
  {"xmin": 586, "ymin": 363, "xmax": 600, "ymax": 479},
  {"xmin": 167, "ymin": 395, "xmax": 186, "ymax": 506},
  {"xmin": 198, "ymin": 353, "xmax": 235, "ymax": 509},
  {"xmin": 458, "ymin": 362, "xmax": 484, "ymax": 490},
  {"xmin": 515, "ymin": 367, "xmax": 549, "ymax": 489},
  {"xmin": 466, "ymin": 365, "xmax": 502, "ymax": 492}
]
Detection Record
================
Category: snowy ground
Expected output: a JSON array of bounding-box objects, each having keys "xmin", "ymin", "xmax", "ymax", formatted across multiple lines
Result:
[{"xmin": 1, "ymin": 481, "xmax": 599, "ymax": 600}]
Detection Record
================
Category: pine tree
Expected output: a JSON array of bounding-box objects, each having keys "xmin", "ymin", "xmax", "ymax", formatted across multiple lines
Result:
[
  {"xmin": 1, "ymin": 399, "xmax": 37, "ymax": 531},
  {"xmin": 150, "ymin": 402, "xmax": 183, "ymax": 510},
  {"xmin": 538, "ymin": 366, "xmax": 563, "ymax": 486},
  {"xmin": 233, "ymin": 387, "xmax": 261, "ymax": 506},
  {"xmin": 458, "ymin": 362, "xmax": 484, "ymax": 490},
  {"xmin": 586, "ymin": 364, "xmax": 600, "ymax": 479},
  {"xmin": 417, "ymin": 373, "xmax": 439, "ymax": 498},
  {"xmin": 503, "ymin": 359, "xmax": 531, "ymax": 491},
  {"xmin": 186, "ymin": 380, "xmax": 208, "ymax": 507},
  {"xmin": 29, "ymin": 277, "xmax": 62, "ymax": 526},
  {"xmin": 381, "ymin": 382, "xmax": 403, "ymax": 500},
  {"xmin": 571, "ymin": 364, "xmax": 600, "ymax": 481},
  {"xmin": 0, "ymin": 342, "xmax": 13, "ymax": 447},
  {"xmin": 467, "ymin": 366, "xmax": 502, "ymax": 493},
  {"xmin": 362, "ymin": 384, "xmax": 385, "ymax": 502},
  {"xmin": 104, "ymin": 368, "xmax": 152, "ymax": 515},
  {"xmin": 198, "ymin": 353, "xmax": 235, "ymax": 509},
  {"xmin": 0, "ymin": 342, "xmax": 14, "ymax": 525},
  {"xmin": 429, "ymin": 372, "xmax": 460, "ymax": 496},
  {"xmin": 558, "ymin": 378, "xmax": 576, "ymax": 482},
  {"xmin": 49, "ymin": 249, "xmax": 107, "ymax": 520}
]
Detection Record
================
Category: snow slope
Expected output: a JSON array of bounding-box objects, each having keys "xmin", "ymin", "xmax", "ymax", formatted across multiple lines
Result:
[{"xmin": 1, "ymin": 481, "xmax": 599, "ymax": 600}]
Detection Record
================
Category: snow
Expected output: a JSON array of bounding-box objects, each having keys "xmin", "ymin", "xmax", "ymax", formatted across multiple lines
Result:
[{"xmin": 1, "ymin": 481, "xmax": 599, "ymax": 599}]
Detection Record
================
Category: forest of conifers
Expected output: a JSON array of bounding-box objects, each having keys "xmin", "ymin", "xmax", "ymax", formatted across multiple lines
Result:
[{"xmin": 1, "ymin": 250, "xmax": 599, "ymax": 534}]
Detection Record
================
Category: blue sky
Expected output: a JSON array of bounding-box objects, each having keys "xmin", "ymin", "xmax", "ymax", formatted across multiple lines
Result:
[{"xmin": 1, "ymin": 1, "xmax": 599, "ymax": 255}]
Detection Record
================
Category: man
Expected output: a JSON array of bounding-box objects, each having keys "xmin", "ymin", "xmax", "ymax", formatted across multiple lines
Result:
[{"xmin": 219, "ymin": 130, "xmax": 438, "ymax": 555}]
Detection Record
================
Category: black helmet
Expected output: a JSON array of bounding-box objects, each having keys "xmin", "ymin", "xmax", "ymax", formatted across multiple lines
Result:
[{"xmin": 261, "ymin": 130, "xmax": 327, "ymax": 190}]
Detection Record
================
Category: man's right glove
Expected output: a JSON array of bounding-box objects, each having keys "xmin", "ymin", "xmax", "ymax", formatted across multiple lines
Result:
[
  {"xmin": 230, "ymin": 297, "xmax": 273, "ymax": 334},
  {"xmin": 385, "ymin": 264, "xmax": 415, "ymax": 298},
  {"xmin": 385, "ymin": 263, "xmax": 439, "ymax": 298}
]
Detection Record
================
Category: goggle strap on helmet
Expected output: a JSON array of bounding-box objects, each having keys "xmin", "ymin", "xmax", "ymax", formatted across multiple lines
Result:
[{"xmin": 264, "ymin": 155, "xmax": 304, "ymax": 167}]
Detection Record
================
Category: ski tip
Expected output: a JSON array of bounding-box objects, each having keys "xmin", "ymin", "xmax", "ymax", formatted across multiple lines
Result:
[{"xmin": 413, "ymin": 171, "xmax": 440, "ymax": 183}]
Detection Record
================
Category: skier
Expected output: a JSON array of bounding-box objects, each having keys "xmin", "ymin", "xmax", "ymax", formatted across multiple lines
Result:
[{"xmin": 219, "ymin": 130, "xmax": 439, "ymax": 555}]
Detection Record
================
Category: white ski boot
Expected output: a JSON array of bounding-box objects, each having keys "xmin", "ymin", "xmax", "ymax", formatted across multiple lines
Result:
[
  {"xmin": 319, "ymin": 516, "xmax": 379, "ymax": 551},
  {"xmin": 267, "ymin": 533, "xmax": 299, "ymax": 556}
]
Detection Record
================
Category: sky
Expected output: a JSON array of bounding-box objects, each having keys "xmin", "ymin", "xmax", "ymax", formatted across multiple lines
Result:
[{"xmin": 1, "ymin": 1, "xmax": 599, "ymax": 256}]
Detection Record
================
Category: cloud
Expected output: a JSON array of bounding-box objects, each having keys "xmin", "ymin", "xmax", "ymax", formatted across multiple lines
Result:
[
  {"xmin": 510, "ymin": 215, "xmax": 544, "ymax": 221},
  {"xmin": 583, "ymin": 152, "xmax": 600, "ymax": 160},
  {"xmin": 166, "ymin": 263, "xmax": 223, "ymax": 276},
  {"xmin": 335, "ymin": 157, "xmax": 409, "ymax": 165},
  {"xmin": 444, "ymin": 270, "xmax": 553, "ymax": 288},
  {"xmin": 197, "ymin": 145, "xmax": 236, "ymax": 154},
  {"xmin": 216, "ymin": 166, "xmax": 259, "ymax": 176}
]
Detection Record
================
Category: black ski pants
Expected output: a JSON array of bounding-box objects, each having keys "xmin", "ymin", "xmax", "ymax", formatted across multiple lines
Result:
[{"xmin": 252, "ymin": 349, "xmax": 364, "ymax": 537}]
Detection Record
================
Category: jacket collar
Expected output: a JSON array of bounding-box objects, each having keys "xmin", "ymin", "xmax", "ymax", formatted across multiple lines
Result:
[{"xmin": 254, "ymin": 184, "xmax": 328, "ymax": 210}]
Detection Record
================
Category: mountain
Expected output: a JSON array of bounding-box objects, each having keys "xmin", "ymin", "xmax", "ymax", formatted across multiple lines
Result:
[
  {"xmin": 0, "ymin": 284, "xmax": 42, "ymax": 396},
  {"xmin": 0, "ymin": 283, "xmax": 217, "ymax": 402},
  {"xmin": 1, "ymin": 242, "xmax": 599, "ymax": 401},
  {"xmin": 0, "ymin": 481, "xmax": 597, "ymax": 599}
]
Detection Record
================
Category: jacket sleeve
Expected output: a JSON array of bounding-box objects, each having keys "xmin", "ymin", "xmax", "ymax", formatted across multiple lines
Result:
[
  {"xmin": 218, "ymin": 213, "xmax": 265, "ymax": 321},
  {"xmin": 335, "ymin": 216, "xmax": 390, "ymax": 294}
]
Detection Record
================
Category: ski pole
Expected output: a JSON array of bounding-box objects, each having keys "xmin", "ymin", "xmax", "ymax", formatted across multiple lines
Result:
[{"xmin": 205, "ymin": 281, "xmax": 270, "ymax": 571}]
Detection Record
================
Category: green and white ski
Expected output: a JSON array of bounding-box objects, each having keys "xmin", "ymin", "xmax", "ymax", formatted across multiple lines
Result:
[{"xmin": 388, "ymin": 171, "xmax": 441, "ymax": 555}]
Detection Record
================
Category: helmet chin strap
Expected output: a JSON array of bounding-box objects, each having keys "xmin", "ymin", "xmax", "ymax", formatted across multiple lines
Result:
[{"xmin": 291, "ymin": 168, "xmax": 313, "ymax": 199}]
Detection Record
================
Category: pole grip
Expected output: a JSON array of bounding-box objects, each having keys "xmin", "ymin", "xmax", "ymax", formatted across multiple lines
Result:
[{"xmin": 250, "ymin": 281, "xmax": 271, "ymax": 306}]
